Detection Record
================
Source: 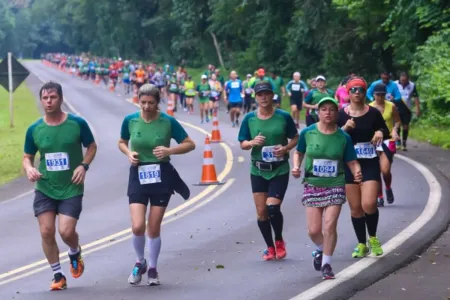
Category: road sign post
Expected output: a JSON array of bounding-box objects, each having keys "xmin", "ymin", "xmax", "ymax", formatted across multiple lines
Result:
[
  {"xmin": 8, "ymin": 53, "xmax": 14, "ymax": 128},
  {"xmin": 0, "ymin": 53, "xmax": 30, "ymax": 128}
]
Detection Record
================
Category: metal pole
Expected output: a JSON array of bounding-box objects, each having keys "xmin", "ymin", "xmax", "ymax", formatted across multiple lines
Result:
[{"xmin": 8, "ymin": 52, "xmax": 14, "ymax": 128}]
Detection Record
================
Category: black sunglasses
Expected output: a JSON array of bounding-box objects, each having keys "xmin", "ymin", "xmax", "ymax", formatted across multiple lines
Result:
[{"xmin": 349, "ymin": 87, "xmax": 365, "ymax": 94}]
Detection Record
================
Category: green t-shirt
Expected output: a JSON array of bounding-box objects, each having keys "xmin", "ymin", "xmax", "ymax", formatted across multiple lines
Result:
[
  {"xmin": 120, "ymin": 112, "xmax": 188, "ymax": 163},
  {"xmin": 271, "ymin": 76, "xmax": 284, "ymax": 96},
  {"xmin": 238, "ymin": 109, "xmax": 298, "ymax": 179},
  {"xmin": 24, "ymin": 114, "xmax": 95, "ymax": 200},
  {"xmin": 296, "ymin": 124, "xmax": 357, "ymax": 187},
  {"xmin": 250, "ymin": 77, "xmax": 275, "ymax": 90},
  {"xmin": 168, "ymin": 79, "xmax": 178, "ymax": 93},
  {"xmin": 304, "ymin": 88, "xmax": 334, "ymax": 118},
  {"xmin": 196, "ymin": 83, "xmax": 210, "ymax": 102}
]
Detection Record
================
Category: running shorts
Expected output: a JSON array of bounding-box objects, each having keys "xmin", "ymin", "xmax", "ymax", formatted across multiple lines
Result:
[
  {"xmin": 345, "ymin": 157, "xmax": 381, "ymax": 184},
  {"xmin": 230, "ymin": 102, "xmax": 243, "ymax": 108},
  {"xmin": 250, "ymin": 173, "xmax": 289, "ymax": 201},
  {"xmin": 289, "ymin": 97, "xmax": 303, "ymax": 110},
  {"xmin": 33, "ymin": 190, "xmax": 83, "ymax": 219}
]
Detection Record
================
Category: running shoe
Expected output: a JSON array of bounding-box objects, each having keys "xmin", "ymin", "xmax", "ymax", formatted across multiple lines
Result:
[
  {"xmin": 50, "ymin": 272, "xmax": 67, "ymax": 291},
  {"xmin": 312, "ymin": 250, "xmax": 323, "ymax": 271},
  {"xmin": 235, "ymin": 119, "xmax": 240, "ymax": 126},
  {"xmin": 68, "ymin": 247, "xmax": 84, "ymax": 278},
  {"xmin": 128, "ymin": 260, "xmax": 148, "ymax": 285},
  {"xmin": 352, "ymin": 243, "xmax": 369, "ymax": 258},
  {"xmin": 368, "ymin": 236, "xmax": 383, "ymax": 256},
  {"xmin": 321, "ymin": 264, "xmax": 335, "ymax": 280},
  {"xmin": 232, "ymin": 122, "xmax": 236, "ymax": 128},
  {"xmin": 262, "ymin": 247, "xmax": 276, "ymax": 261},
  {"xmin": 147, "ymin": 268, "xmax": 160, "ymax": 286},
  {"xmin": 386, "ymin": 188, "xmax": 395, "ymax": 204},
  {"xmin": 377, "ymin": 197, "xmax": 384, "ymax": 207},
  {"xmin": 206, "ymin": 117, "xmax": 210, "ymax": 123},
  {"xmin": 275, "ymin": 240, "xmax": 287, "ymax": 259}
]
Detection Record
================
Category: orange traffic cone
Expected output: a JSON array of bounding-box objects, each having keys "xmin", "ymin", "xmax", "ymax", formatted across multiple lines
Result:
[
  {"xmin": 167, "ymin": 97, "xmax": 174, "ymax": 116},
  {"xmin": 210, "ymin": 110, "xmax": 222, "ymax": 143},
  {"xmin": 132, "ymin": 85, "xmax": 138, "ymax": 103},
  {"xmin": 95, "ymin": 74, "xmax": 100, "ymax": 85},
  {"xmin": 109, "ymin": 79, "xmax": 115, "ymax": 92},
  {"xmin": 194, "ymin": 136, "xmax": 224, "ymax": 186}
]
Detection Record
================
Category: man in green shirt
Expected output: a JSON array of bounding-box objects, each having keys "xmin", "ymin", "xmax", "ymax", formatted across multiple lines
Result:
[
  {"xmin": 270, "ymin": 70, "xmax": 286, "ymax": 108},
  {"xmin": 23, "ymin": 82, "xmax": 97, "ymax": 291},
  {"xmin": 197, "ymin": 75, "xmax": 211, "ymax": 123}
]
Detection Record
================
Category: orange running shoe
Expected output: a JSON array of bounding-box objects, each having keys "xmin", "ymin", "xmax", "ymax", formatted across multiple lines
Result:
[
  {"xmin": 50, "ymin": 273, "xmax": 67, "ymax": 291},
  {"xmin": 69, "ymin": 247, "xmax": 84, "ymax": 279},
  {"xmin": 262, "ymin": 247, "xmax": 276, "ymax": 261},
  {"xmin": 275, "ymin": 240, "xmax": 287, "ymax": 259}
]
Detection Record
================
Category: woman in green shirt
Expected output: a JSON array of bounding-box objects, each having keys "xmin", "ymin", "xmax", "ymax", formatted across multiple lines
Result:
[
  {"xmin": 118, "ymin": 84, "xmax": 195, "ymax": 286},
  {"xmin": 292, "ymin": 97, "xmax": 362, "ymax": 280}
]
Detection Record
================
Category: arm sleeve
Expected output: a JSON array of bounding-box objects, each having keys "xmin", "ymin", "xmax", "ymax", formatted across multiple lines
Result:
[
  {"xmin": 170, "ymin": 117, "xmax": 189, "ymax": 143},
  {"xmin": 77, "ymin": 118, "xmax": 95, "ymax": 147},
  {"xmin": 120, "ymin": 117, "xmax": 131, "ymax": 140},
  {"xmin": 296, "ymin": 129, "xmax": 307, "ymax": 153},
  {"xmin": 366, "ymin": 82, "xmax": 375, "ymax": 101},
  {"xmin": 24, "ymin": 126, "xmax": 38, "ymax": 155},
  {"xmin": 343, "ymin": 132, "xmax": 357, "ymax": 162},
  {"xmin": 237, "ymin": 114, "xmax": 252, "ymax": 142}
]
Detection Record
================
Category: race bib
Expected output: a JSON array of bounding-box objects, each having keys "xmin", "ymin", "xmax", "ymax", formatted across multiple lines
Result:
[
  {"xmin": 261, "ymin": 146, "xmax": 283, "ymax": 163},
  {"xmin": 211, "ymin": 91, "xmax": 219, "ymax": 97},
  {"xmin": 273, "ymin": 94, "xmax": 279, "ymax": 100},
  {"xmin": 231, "ymin": 81, "xmax": 239, "ymax": 88},
  {"xmin": 291, "ymin": 84, "xmax": 300, "ymax": 91},
  {"xmin": 124, "ymin": 73, "xmax": 129, "ymax": 78},
  {"xmin": 386, "ymin": 93, "xmax": 392, "ymax": 101},
  {"xmin": 312, "ymin": 159, "xmax": 338, "ymax": 177},
  {"xmin": 354, "ymin": 143, "xmax": 377, "ymax": 159},
  {"xmin": 187, "ymin": 89, "xmax": 194, "ymax": 94},
  {"xmin": 45, "ymin": 152, "xmax": 70, "ymax": 171},
  {"xmin": 245, "ymin": 88, "xmax": 252, "ymax": 94},
  {"xmin": 138, "ymin": 164, "xmax": 161, "ymax": 185},
  {"xmin": 170, "ymin": 84, "xmax": 177, "ymax": 90}
]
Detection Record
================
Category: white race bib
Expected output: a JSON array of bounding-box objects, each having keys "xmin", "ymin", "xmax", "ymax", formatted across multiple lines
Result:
[
  {"xmin": 354, "ymin": 143, "xmax": 377, "ymax": 159},
  {"xmin": 386, "ymin": 93, "xmax": 392, "ymax": 101},
  {"xmin": 312, "ymin": 159, "xmax": 338, "ymax": 177},
  {"xmin": 291, "ymin": 84, "xmax": 300, "ymax": 91},
  {"xmin": 273, "ymin": 94, "xmax": 279, "ymax": 100},
  {"xmin": 231, "ymin": 81, "xmax": 239, "ymax": 88},
  {"xmin": 45, "ymin": 152, "xmax": 70, "ymax": 171},
  {"xmin": 245, "ymin": 88, "xmax": 252, "ymax": 94},
  {"xmin": 187, "ymin": 89, "xmax": 194, "ymax": 94},
  {"xmin": 261, "ymin": 146, "xmax": 283, "ymax": 163},
  {"xmin": 138, "ymin": 164, "xmax": 162, "ymax": 185},
  {"xmin": 211, "ymin": 91, "xmax": 219, "ymax": 97},
  {"xmin": 170, "ymin": 84, "xmax": 177, "ymax": 89}
]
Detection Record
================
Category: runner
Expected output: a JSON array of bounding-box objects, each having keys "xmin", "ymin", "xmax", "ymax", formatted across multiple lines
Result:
[
  {"xmin": 292, "ymin": 97, "xmax": 362, "ymax": 279},
  {"xmin": 286, "ymin": 72, "xmax": 308, "ymax": 128},
  {"xmin": 119, "ymin": 84, "xmax": 195, "ymax": 286},
  {"xmin": 122, "ymin": 61, "xmax": 132, "ymax": 95},
  {"xmin": 208, "ymin": 73, "xmax": 222, "ymax": 117},
  {"xmin": 369, "ymin": 83, "xmax": 401, "ymax": 206},
  {"xmin": 184, "ymin": 75, "xmax": 196, "ymax": 114},
  {"xmin": 238, "ymin": 81, "xmax": 299, "ymax": 261},
  {"xmin": 23, "ymin": 81, "xmax": 97, "ymax": 290},
  {"xmin": 335, "ymin": 76, "xmax": 351, "ymax": 109},
  {"xmin": 338, "ymin": 77, "xmax": 389, "ymax": 258},
  {"xmin": 167, "ymin": 73, "xmax": 179, "ymax": 112},
  {"xmin": 303, "ymin": 76, "xmax": 334, "ymax": 126},
  {"xmin": 224, "ymin": 70, "xmax": 244, "ymax": 127},
  {"xmin": 395, "ymin": 72, "xmax": 421, "ymax": 151},
  {"xmin": 243, "ymin": 74, "xmax": 254, "ymax": 114},
  {"xmin": 196, "ymin": 75, "xmax": 211, "ymax": 123},
  {"xmin": 270, "ymin": 70, "xmax": 286, "ymax": 108}
]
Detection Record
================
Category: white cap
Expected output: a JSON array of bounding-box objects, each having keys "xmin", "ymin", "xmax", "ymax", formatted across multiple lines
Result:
[
  {"xmin": 294, "ymin": 72, "xmax": 301, "ymax": 77},
  {"xmin": 247, "ymin": 74, "xmax": 252, "ymax": 78},
  {"xmin": 201, "ymin": 74, "xmax": 207, "ymax": 79},
  {"xmin": 316, "ymin": 75, "xmax": 326, "ymax": 81}
]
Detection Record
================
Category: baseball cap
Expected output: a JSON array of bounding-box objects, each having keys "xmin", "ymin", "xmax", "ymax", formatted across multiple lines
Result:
[
  {"xmin": 373, "ymin": 83, "xmax": 387, "ymax": 94},
  {"xmin": 316, "ymin": 75, "xmax": 326, "ymax": 81},
  {"xmin": 247, "ymin": 74, "xmax": 252, "ymax": 78},
  {"xmin": 257, "ymin": 68, "xmax": 265, "ymax": 76},
  {"xmin": 201, "ymin": 74, "xmax": 207, "ymax": 79},
  {"xmin": 317, "ymin": 97, "xmax": 338, "ymax": 108},
  {"xmin": 254, "ymin": 81, "xmax": 273, "ymax": 94}
]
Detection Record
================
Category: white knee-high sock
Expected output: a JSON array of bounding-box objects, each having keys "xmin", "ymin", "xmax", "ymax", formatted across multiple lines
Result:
[
  {"xmin": 132, "ymin": 234, "xmax": 146, "ymax": 264},
  {"xmin": 148, "ymin": 236, "xmax": 162, "ymax": 269}
]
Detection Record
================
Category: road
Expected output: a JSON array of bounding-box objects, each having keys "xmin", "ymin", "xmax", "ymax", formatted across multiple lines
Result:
[{"xmin": 0, "ymin": 61, "xmax": 433, "ymax": 300}]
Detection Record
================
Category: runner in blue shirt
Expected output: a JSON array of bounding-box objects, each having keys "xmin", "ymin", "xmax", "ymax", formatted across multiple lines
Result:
[
  {"xmin": 225, "ymin": 71, "xmax": 243, "ymax": 127},
  {"xmin": 366, "ymin": 72, "xmax": 402, "ymax": 103}
]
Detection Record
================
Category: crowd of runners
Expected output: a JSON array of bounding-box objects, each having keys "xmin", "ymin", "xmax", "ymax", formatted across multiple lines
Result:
[{"xmin": 27, "ymin": 53, "xmax": 421, "ymax": 290}]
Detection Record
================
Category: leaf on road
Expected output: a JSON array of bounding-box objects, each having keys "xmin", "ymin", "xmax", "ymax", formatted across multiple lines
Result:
[
  {"xmin": 216, "ymin": 264, "xmax": 225, "ymax": 269},
  {"xmin": 401, "ymin": 288, "xmax": 406, "ymax": 291},
  {"xmin": 236, "ymin": 241, "xmax": 243, "ymax": 244}
]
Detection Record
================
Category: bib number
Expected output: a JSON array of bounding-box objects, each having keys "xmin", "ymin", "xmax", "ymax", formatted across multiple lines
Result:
[
  {"xmin": 138, "ymin": 164, "xmax": 161, "ymax": 185},
  {"xmin": 245, "ymin": 88, "xmax": 252, "ymax": 94},
  {"xmin": 231, "ymin": 81, "xmax": 239, "ymax": 88},
  {"xmin": 211, "ymin": 91, "xmax": 219, "ymax": 97},
  {"xmin": 354, "ymin": 143, "xmax": 377, "ymax": 159},
  {"xmin": 170, "ymin": 84, "xmax": 177, "ymax": 90},
  {"xmin": 273, "ymin": 94, "xmax": 279, "ymax": 100},
  {"xmin": 261, "ymin": 146, "xmax": 283, "ymax": 163},
  {"xmin": 312, "ymin": 159, "xmax": 338, "ymax": 177},
  {"xmin": 291, "ymin": 84, "xmax": 300, "ymax": 91},
  {"xmin": 45, "ymin": 152, "xmax": 70, "ymax": 171}
]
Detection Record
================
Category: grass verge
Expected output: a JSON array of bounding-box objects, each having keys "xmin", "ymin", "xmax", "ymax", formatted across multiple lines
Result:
[
  {"xmin": 410, "ymin": 123, "xmax": 450, "ymax": 150},
  {"xmin": 0, "ymin": 83, "xmax": 40, "ymax": 185}
]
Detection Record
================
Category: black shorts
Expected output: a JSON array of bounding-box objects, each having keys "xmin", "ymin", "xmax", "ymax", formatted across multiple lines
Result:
[
  {"xmin": 250, "ymin": 173, "xmax": 290, "ymax": 201},
  {"xmin": 345, "ymin": 158, "xmax": 381, "ymax": 184},
  {"xmin": 129, "ymin": 193, "xmax": 171, "ymax": 207},
  {"xmin": 230, "ymin": 102, "xmax": 242, "ymax": 108},
  {"xmin": 395, "ymin": 101, "xmax": 412, "ymax": 125},
  {"xmin": 290, "ymin": 97, "xmax": 303, "ymax": 110},
  {"xmin": 33, "ymin": 190, "xmax": 83, "ymax": 219}
]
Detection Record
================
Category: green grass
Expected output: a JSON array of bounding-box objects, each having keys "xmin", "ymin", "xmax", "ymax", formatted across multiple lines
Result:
[
  {"xmin": 410, "ymin": 123, "xmax": 450, "ymax": 149},
  {"xmin": 0, "ymin": 83, "xmax": 40, "ymax": 185}
]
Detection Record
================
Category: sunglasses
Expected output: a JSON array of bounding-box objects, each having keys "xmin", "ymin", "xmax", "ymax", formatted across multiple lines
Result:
[{"xmin": 349, "ymin": 87, "xmax": 365, "ymax": 94}]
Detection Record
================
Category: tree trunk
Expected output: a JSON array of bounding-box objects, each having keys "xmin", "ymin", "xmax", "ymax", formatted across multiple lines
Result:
[{"xmin": 209, "ymin": 31, "xmax": 225, "ymax": 70}]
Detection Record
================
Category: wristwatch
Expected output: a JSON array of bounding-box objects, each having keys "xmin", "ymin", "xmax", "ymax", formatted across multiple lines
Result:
[{"xmin": 81, "ymin": 163, "xmax": 90, "ymax": 171}]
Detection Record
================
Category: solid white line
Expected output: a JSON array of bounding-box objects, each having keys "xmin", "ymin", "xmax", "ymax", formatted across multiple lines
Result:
[{"xmin": 290, "ymin": 153, "xmax": 442, "ymax": 300}]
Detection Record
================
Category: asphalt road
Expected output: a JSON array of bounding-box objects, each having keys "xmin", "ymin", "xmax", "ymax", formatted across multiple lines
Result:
[{"xmin": 0, "ymin": 61, "xmax": 432, "ymax": 300}]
